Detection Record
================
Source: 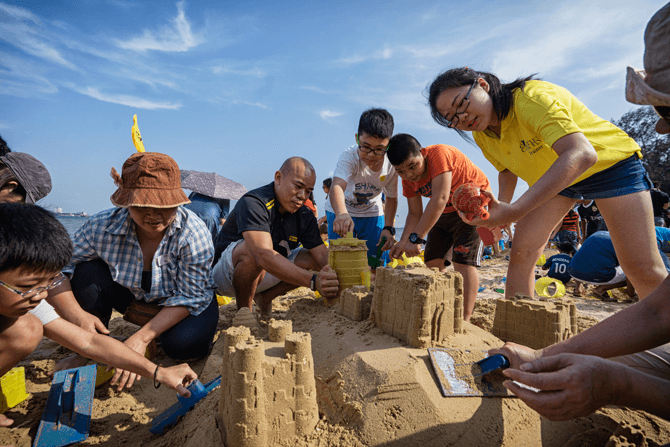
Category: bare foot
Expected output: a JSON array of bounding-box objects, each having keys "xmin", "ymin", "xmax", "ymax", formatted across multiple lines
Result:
[
  {"xmin": 50, "ymin": 354, "xmax": 89, "ymax": 376},
  {"xmin": 0, "ymin": 413, "xmax": 14, "ymax": 427},
  {"xmin": 253, "ymin": 293, "xmax": 272, "ymax": 320}
]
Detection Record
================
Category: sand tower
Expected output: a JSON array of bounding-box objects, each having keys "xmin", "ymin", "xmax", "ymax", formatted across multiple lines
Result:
[
  {"xmin": 491, "ymin": 296, "xmax": 578, "ymax": 349},
  {"xmin": 218, "ymin": 321, "xmax": 319, "ymax": 447},
  {"xmin": 328, "ymin": 232, "xmax": 369, "ymax": 301},
  {"xmin": 370, "ymin": 266, "xmax": 464, "ymax": 348}
]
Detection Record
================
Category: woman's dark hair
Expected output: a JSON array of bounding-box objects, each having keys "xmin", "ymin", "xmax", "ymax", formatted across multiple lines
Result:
[
  {"xmin": 322, "ymin": 178, "xmax": 332, "ymax": 189},
  {"xmin": 427, "ymin": 67, "xmax": 536, "ymax": 140},
  {"xmin": 0, "ymin": 135, "xmax": 10, "ymax": 157}
]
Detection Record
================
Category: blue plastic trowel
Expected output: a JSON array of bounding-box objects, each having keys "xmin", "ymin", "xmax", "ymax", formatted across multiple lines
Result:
[
  {"xmin": 33, "ymin": 364, "xmax": 97, "ymax": 447},
  {"xmin": 427, "ymin": 348, "xmax": 510, "ymax": 397},
  {"xmin": 149, "ymin": 375, "xmax": 221, "ymax": 435}
]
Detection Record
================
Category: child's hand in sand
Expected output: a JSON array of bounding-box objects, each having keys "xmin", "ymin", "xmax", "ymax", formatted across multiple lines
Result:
[
  {"xmin": 489, "ymin": 342, "xmax": 541, "ymax": 369},
  {"xmin": 501, "ymin": 353, "xmax": 625, "ymax": 421},
  {"xmin": 110, "ymin": 334, "xmax": 150, "ymax": 391},
  {"xmin": 156, "ymin": 363, "xmax": 198, "ymax": 398}
]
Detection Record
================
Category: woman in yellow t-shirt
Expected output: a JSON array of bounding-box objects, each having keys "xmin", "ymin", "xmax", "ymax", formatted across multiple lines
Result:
[{"xmin": 427, "ymin": 67, "xmax": 666, "ymax": 300}]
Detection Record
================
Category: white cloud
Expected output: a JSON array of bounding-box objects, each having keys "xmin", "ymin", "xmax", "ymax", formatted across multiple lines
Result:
[
  {"xmin": 336, "ymin": 46, "xmax": 394, "ymax": 65},
  {"xmin": 211, "ymin": 65, "xmax": 266, "ymax": 78},
  {"xmin": 0, "ymin": 52, "xmax": 58, "ymax": 97},
  {"xmin": 68, "ymin": 84, "xmax": 182, "ymax": 110},
  {"xmin": 0, "ymin": 3, "xmax": 39, "ymax": 23},
  {"xmin": 115, "ymin": 1, "xmax": 204, "ymax": 53},
  {"xmin": 320, "ymin": 110, "xmax": 342, "ymax": 120}
]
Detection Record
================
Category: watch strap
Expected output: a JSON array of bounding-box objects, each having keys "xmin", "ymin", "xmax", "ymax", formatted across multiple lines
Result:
[
  {"xmin": 382, "ymin": 225, "xmax": 396, "ymax": 236},
  {"xmin": 310, "ymin": 273, "xmax": 318, "ymax": 291}
]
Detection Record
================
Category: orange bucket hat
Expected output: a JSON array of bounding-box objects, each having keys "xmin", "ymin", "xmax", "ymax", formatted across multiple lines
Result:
[{"xmin": 110, "ymin": 152, "xmax": 190, "ymax": 208}]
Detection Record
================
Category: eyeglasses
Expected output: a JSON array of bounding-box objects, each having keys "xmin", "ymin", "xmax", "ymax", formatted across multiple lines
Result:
[
  {"xmin": 654, "ymin": 106, "xmax": 670, "ymax": 124},
  {"xmin": 443, "ymin": 82, "xmax": 477, "ymax": 129},
  {"xmin": 0, "ymin": 273, "xmax": 65, "ymax": 299},
  {"xmin": 357, "ymin": 136, "xmax": 389, "ymax": 156}
]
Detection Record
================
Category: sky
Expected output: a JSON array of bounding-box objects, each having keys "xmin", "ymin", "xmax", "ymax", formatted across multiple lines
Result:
[{"xmin": 0, "ymin": 0, "xmax": 665, "ymax": 223}]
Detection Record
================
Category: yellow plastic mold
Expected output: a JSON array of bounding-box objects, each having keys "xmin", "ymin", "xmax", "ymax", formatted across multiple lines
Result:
[
  {"xmin": 535, "ymin": 277, "xmax": 566, "ymax": 298},
  {"xmin": 0, "ymin": 367, "xmax": 30, "ymax": 413},
  {"xmin": 328, "ymin": 231, "xmax": 369, "ymax": 297}
]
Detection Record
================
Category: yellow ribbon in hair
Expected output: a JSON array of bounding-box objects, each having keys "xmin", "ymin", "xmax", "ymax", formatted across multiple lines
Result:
[{"xmin": 131, "ymin": 114, "xmax": 145, "ymax": 153}]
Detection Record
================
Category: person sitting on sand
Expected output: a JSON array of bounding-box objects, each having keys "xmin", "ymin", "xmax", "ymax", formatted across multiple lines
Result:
[
  {"xmin": 212, "ymin": 157, "xmax": 339, "ymax": 328},
  {"xmin": 326, "ymin": 108, "xmax": 398, "ymax": 266},
  {"xmin": 386, "ymin": 133, "xmax": 491, "ymax": 322},
  {"xmin": 489, "ymin": 3, "xmax": 670, "ymax": 423},
  {"xmin": 549, "ymin": 208, "xmax": 580, "ymax": 255},
  {"xmin": 46, "ymin": 152, "xmax": 219, "ymax": 386},
  {"xmin": 427, "ymin": 66, "xmax": 667, "ymax": 301},
  {"xmin": 541, "ymin": 242, "xmax": 574, "ymax": 286},
  {"xmin": 184, "ymin": 192, "xmax": 230, "ymax": 241},
  {"xmin": 0, "ymin": 136, "xmax": 52, "ymax": 205},
  {"xmin": 0, "ymin": 204, "xmax": 197, "ymax": 427}
]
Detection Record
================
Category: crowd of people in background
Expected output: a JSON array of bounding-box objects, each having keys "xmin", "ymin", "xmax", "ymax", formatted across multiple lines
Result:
[{"xmin": 1, "ymin": 1, "xmax": 669, "ymax": 435}]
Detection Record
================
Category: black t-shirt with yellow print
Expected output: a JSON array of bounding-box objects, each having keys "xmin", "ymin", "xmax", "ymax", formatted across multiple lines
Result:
[{"xmin": 214, "ymin": 182, "xmax": 323, "ymax": 263}]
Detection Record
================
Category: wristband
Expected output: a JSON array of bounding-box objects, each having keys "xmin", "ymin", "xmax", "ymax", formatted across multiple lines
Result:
[
  {"xmin": 382, "ymin": 226, "xmax": 396, "ymax": 236},
  {"xmin": 310, "ymin": 273, "xmax": 318, "ymax": 291},
  {"xmin": 154, "ymin": 364, "xmax": 161, "ymax": 389}
]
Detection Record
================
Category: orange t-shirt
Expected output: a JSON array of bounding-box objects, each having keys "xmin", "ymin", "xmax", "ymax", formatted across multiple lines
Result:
[{"xmin": 402, "ymin": 144, "xmax": 491, "ymax": 214}]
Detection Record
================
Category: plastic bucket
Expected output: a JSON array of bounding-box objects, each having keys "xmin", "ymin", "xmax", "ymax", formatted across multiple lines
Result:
[{"xmin": 534, "ymin": 277, "xmax": 566, "ymax": 298}]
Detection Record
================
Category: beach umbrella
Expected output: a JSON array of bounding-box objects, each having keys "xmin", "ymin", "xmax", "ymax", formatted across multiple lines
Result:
[{"xmin": 180, "ymin": 170, "xmax": 247, "ymax": 200}]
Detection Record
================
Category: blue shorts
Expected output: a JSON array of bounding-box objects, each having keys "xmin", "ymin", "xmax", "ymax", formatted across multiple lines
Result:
[
  {"xmin": 558, "ymin": 154, "xmax": 652, "ymax": 200},
  {"xmin": 326, "ymin": 211, "xmax": 384, "ymax": 262}
]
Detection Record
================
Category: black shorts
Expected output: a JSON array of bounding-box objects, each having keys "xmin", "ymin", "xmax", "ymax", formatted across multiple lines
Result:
[{"xmin": 425, "ymin": 211, "xmax": 483, "ymax": 267}]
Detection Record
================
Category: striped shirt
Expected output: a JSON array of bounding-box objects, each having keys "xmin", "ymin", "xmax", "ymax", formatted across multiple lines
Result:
[
  {"xmin": 63, "ymin": 207, "xmax": 214, "ymax": 315},
  {"xmin": 560, "ymin": 210, "xmax": 579, "ymax": 233}
]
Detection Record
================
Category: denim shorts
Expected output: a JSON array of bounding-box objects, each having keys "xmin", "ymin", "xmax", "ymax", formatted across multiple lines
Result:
[{"xmin": 558, "ymin": 154, "xmax": 652, "ymax": 200}]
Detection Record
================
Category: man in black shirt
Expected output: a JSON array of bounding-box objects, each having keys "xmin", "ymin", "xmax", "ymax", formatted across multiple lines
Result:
[
  {"xmin": 576, "ymin": 199, "xmax": 607, "ymax": 242},
  {"xmin": 212, "ymin": 157, "xmax": 339, "ymax": 325},
  {"xmin": 650, "ymin": 183, "xmax": 669, "ymax": 227}
]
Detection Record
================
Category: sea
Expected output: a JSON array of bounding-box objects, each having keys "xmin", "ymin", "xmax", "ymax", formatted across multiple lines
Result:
[{"xmin": 56, "ymin": 215, "xmax": 89, "ymax": 238}]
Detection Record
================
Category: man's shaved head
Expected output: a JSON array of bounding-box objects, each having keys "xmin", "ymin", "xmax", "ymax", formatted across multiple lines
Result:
[{"xmin": 279, "ymin": 157, "xmax": 315, "ymax": 178}]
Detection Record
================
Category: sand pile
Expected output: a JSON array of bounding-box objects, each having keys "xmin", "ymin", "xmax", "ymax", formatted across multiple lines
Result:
[{"xmin": 2, "ymin": 255, "xmax": 670, "ymax": 447}]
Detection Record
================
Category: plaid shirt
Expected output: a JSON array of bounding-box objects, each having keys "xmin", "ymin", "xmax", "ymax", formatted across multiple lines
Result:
[{"xmin": 63, "ymin": 207, "xmax": 215, "ymax": 315}]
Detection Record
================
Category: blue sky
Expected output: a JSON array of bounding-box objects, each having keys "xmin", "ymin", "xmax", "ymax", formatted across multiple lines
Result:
[{"xmin": 0, "ymin": 0, "xmax": 664, "ymax": 222}]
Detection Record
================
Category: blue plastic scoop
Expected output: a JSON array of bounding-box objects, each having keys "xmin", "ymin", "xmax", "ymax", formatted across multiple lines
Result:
[{"xmin": 475, "ymin": 354, "xmax": 510, "ymax": 376}]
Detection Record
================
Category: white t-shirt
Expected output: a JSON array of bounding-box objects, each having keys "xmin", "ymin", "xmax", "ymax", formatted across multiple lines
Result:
[
  {"xmin": 325, "ymin": 145, "xmax": 398, "ymax": 217},
  {"xmin": 28, "ymin": 300, "xmax": 61, "ymax": 325}
]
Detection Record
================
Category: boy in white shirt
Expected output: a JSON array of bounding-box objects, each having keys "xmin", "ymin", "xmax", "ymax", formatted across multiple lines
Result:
[{"xmin": 326, "ymin": 108, "xmax": 398, "ymax": 263}]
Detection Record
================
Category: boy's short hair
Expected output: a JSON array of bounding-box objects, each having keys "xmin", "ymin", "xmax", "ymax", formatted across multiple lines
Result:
[
  {"xmin": 387, "ymin": 133, "xmax": 423, "ymax": 166},
  {"xmin": 0, "ymin": 204, "xmax": 72, "ymax": 274},
  {"xmin": 557, "ymin": 242, "xmax": 575, "ymax": 255},
  {"xmin": 322, "ymin": 178, "xmax": 332, "ymax": 189},
  {"xmin": 319, "ymin": 222, "xmax": 328, "ymax": 235},
  {"xmin": 358, "ymin": 108, "xmax": 394, "ymax": 139}
]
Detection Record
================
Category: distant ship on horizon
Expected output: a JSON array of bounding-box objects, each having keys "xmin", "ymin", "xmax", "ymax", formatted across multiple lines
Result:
[{"xmin": 54, "ymin": 207, "xmax": 88, "ymax": 217}]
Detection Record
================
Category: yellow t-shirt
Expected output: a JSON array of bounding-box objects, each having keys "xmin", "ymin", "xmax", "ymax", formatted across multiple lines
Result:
[{"xmin": 473, "ymin": 80, "xmax": 641, "ymax": 186}]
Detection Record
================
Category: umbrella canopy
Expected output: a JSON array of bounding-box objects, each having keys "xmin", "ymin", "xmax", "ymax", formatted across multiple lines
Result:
[{"xmin": 180, "ymin": 170, "xmax": 247, "ymax": 200}]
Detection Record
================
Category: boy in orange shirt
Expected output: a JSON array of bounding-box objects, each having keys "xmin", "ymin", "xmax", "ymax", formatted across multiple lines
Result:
[{"xmin": 388, "ymin": 133, "xmax": 490, "ymax": 321}]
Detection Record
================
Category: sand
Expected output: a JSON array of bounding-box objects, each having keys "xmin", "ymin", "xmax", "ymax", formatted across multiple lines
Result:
[{"xmin": 1, "ymin": 251, "xmax": 669, "ymax": 447}]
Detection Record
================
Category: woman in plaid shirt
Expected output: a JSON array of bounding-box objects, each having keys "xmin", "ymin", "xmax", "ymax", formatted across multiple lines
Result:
[{"xmin": 46, "ymin": 152, "xmax": 218, "ymax": 390}]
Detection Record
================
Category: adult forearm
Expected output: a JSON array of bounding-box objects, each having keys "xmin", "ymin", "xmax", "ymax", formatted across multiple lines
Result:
[
  {"xmin": 259, "ymin": 249, "xmax": 312, "ymax": 287},
  {"xmin": 384, "ymin": 197, "xmax": 398, "ymax": 227},
  {"xmin": 514, "ymin": 148, "xmax": 595, "ymax": 217},
  {"xmin": 133, "ymin": 306, "xmax": 191, "ymax": 344},
  {"xmin": 542, "ymin": 277, "xmax": 670, "ymax": 359},
  {"xmin": 615, "ymin": 365, "xmax": 670, "ymax": 420}
]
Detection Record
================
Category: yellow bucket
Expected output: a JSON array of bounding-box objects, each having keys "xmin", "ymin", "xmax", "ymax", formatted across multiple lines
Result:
[
  {"xmin": 536, "ymin": 254, "xmax": 546, "ymax": 266},
  {"xmin": 534, "ymin": 277, "xmax": 566, "ymax": 298},
  {"xmin": 217, "ymin": 295, "xmax": 233, "ymax": 306}
]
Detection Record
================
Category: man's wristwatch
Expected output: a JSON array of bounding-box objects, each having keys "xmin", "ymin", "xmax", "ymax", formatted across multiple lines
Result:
[
  {"xmin": 310, "ymin": 273, "xmax": 318, "ymax": 291},
  {"xmin": 382, "ymin": 226, "xmax": 396, "ymax": 236},
  {"xmin": 409, "ymin": 233, "xmax": 427, "ymax": 245}
]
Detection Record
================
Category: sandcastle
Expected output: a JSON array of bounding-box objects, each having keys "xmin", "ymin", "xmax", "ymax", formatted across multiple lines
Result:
[
  {"xmin": 218, "ymin": 320, "xmax": 319, "ymax": 447},
  {"xmin": 335, "ymin": 285, "xmax": 373, "ymax": 321},
  {"xmin": 491, "ymin": 295, "xmax": 578, "ymax": 349},
  {"xmin": 370, "ymin": 265, "xmax": 464, "ymax": 348}
]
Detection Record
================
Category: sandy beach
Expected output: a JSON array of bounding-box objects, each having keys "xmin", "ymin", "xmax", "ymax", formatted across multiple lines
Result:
[{"xmin": 2, "ymin": 248, "xmax": 669, "ymax": 447}]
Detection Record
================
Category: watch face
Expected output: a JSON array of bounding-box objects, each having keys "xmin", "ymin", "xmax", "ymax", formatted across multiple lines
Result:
[{"xmin": 409, "ymin": 233, "xmax": 418, "ymax": 244}]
